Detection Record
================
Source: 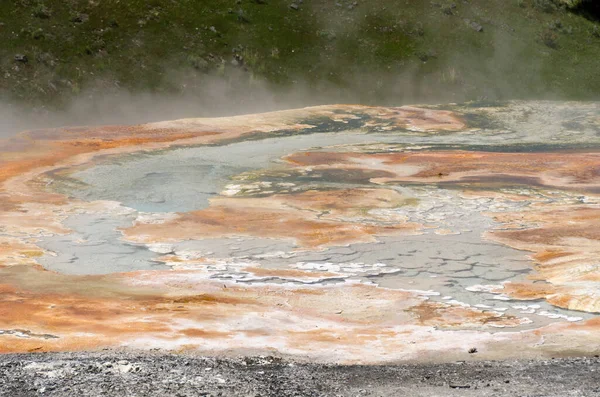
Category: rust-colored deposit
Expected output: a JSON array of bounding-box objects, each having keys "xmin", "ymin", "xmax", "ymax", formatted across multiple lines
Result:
[
  {"xmin": 2, "ymin": 103, "xmax": 600, "ymax": 363},
  {"xmin": 486, "ymin": 205, "xmax": 600, "ymax": 313},
  {"xmin": 0, "ymin": 105, "xmax": 461, "ymax": 201},
  {"xmin": 283, "ymin": 150, "xmax": 600, "ymax": 192},
  {"xmin": 277, "ymin": 149, "xmax": 600, "ymax": 313},
  {"xmin": 0, "ymin": 104, "xmax": 460, "ymax": 267},
  {"xmin": 409, "ymin": 301, "xmax": 526, "ymax": 329},
  {"xmin": 0, "ymin": 264, "xmax": 532, "ymax": 361},
  {"xmin": 123, "ymin": 189, "xmax": 420, "ymax": 248}
]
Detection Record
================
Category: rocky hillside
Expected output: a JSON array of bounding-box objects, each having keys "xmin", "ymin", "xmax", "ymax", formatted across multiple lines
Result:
[{"xmin": 1, "ymin": 0, "xmax": 599, "ymax": 110}]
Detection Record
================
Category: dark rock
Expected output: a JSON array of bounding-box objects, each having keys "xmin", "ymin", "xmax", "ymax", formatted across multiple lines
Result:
[
  {"xmin": 14, "ymin": 54, "xmax": 28, "ymax": 63},
  {"xmin": 237, "ymin": 10, "xmax": 250, "ymax": 23},
  {"xmin": 470, "ymin": 21, "xmax": 483, "ymax": 32},
  {"xmin": 416, "ymin": 50, "xmax": 437, "ymax": 62},
  {"xmin": 449, "ymin": 384, "xmax": 471, "ymax": 389},
  {"xmin": 71, "ymin": 13, "xmax": 89, "ymax": 23}
]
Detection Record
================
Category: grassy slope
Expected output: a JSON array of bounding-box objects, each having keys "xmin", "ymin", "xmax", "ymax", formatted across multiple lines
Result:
[{"xmin": 0, "ymin": 0, "xmax": 599, "ymax": 108}]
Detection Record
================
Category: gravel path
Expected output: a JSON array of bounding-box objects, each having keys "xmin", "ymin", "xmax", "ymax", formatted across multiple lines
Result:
[{"xmin": 1, "ymin": 352, "xmax": 600, "ymax": 396}]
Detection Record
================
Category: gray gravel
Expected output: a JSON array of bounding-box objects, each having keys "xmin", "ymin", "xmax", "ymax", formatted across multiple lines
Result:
[{"xmin": 1, "ymin": 352, "xmax": 600, "ymax": 396}]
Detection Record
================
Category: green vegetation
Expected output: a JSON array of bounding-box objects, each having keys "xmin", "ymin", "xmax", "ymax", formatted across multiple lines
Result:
[{"xmin": 0, "ymin": 0, "xmax": 599, "ymax": 108}]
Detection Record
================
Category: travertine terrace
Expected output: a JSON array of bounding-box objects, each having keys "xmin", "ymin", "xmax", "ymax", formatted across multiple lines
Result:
[{"xmin": 1, "ymin": 101, "xmax": 600, "ymax": 363}]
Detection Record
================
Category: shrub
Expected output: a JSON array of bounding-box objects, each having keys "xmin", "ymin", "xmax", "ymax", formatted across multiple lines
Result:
[
  {"xmin": 548, "ymin": 19, "xmax": 563, "ymax": 31},
  {"xmin": 188, "ymin": 55, "xmax": 210, "ymax": 72},
  {"xmin": 540, "ymin": 29, "xmax": 559, "ymax": 48},
  {"xmin": 555, "ymin": 0, "xmax": 583, "ymax": 8},
  {"xmin": 32, "ymin": 3, "xmax": 51, "ymax": 19},
  {"xmin": 533, "ymin": 0, "xmax": 557, "ymax": 12}
]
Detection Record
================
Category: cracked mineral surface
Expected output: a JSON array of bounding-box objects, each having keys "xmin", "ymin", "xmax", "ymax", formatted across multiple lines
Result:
[{"xmin": 1, "ymin": 101, "xmax": 600, "ymax": 363}]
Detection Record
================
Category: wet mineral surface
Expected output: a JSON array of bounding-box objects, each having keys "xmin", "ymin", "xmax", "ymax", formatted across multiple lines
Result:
[{"xmin": 1, "ymin": 101, "xmax": 600, "ymax": 363}]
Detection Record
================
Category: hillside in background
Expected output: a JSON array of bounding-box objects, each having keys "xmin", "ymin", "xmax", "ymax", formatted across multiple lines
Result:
[{"xmin": 0, "ymin": 0, "xmax": 599, "ymax": 114}]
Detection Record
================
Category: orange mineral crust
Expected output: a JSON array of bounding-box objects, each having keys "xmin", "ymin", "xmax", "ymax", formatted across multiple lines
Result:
[
  {"xmin": 0, "ymin": 238, "xmax": 46, "ymax": 268},
  {"xmin": 2, "ymin": 264, "xmax": 597, "ymax": 363},
  {"xmin": 2, "ymin": 102, "xmax": 600, "ymax": 363},
  {"xmin": 273, "ymin": 188, "xmax": 415, "ymax": 217},
  {"xmin": 408, "ymin": 301, "xmax": 527, "ymax": 329},
  {"xmin": 283, "ymin": 150, "xmax": 600, "ymax": 192},
  {"xmin": 485, "ymin": 205, "xmax": 600, "ymax": 313},
  {"xmin": 122, "ymin": 190, "xmax": 421, "ymax": 249},
  {"xmin": 0, "ymin": 105, "xmax": 463, "ymax": 213},
  {"xmin": 0, "ymin": 105, "xmax": 462, "ymax": 271},
  {"xmin": 277, "ymin": 149, "xmax": 600, "ymax": 314}
]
